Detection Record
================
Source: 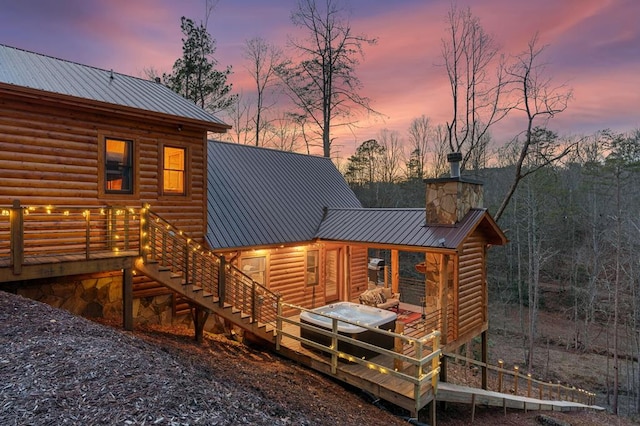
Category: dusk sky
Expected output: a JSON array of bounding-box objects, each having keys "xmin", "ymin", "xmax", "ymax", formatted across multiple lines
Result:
[{"xmin": 1, "ymin": 0, "xmax": 638, "ymax": 158}]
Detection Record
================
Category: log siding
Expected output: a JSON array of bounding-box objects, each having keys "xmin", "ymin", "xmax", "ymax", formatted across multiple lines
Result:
[
  {"xmin": 0, "ymin": 92, "xmax": 208, "ymax": 240},
  {"xmin": 456, "ymin": 233, "xmax": 486, "ymax": 338}
]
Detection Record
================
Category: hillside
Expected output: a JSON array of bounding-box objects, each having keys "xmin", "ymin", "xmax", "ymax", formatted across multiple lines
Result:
[{"xmin": 0, "ymin": 291, "xmax": 629, "ymax": 425}]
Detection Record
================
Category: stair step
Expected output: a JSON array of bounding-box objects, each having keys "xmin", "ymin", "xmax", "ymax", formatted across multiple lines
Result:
[{"xmin": 158, "ymin": 265, "xmax": 171, "ymax": 272}]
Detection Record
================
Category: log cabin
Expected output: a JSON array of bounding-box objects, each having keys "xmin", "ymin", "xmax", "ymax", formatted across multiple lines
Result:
[
  {"xmin": 0, "ymin": 44, "xmax": 506, "ymax": 351},
  {"xmin": 0, "ymin": 43, "xmax": 506, "ymax": 417}
]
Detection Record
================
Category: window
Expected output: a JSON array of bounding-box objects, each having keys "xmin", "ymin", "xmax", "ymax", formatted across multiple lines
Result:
[
  {"xmin": 104, "ymin": 138, "xmax": 133, "ymax": 193},
  {"xmin": 306, "ymin": 250, "xmax": 319, "ymax": 286},
  {"xmin": 241, "ymin": 256, "xmax": 266, "ymax": 285},
  {"xmin": 163, "ymin": 146, "xmax": 186, "ymax": 195}
]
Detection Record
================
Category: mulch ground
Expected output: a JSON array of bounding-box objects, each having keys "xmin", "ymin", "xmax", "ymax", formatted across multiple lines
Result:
[{"xmin": 0, "ymin": 290, "xmax": 633, "ymax": 425}]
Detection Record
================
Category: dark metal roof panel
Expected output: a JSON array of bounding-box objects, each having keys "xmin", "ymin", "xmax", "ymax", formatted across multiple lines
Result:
[
  {"xmin": 316, "ymin": 208, "xmax": 493, "ymax": 249},
  {"xmin": 206, "ymin": 141, "xmax": 362, "ymax": 250},
  {"xmin": 0, "ymin": 44, "xmax": 227, "ymax": 127}
]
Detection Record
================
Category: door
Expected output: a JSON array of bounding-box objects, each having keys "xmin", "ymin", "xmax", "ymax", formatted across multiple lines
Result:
[{"xmin": 325, "ymin": 248, "xmax": 341, "ymax": 302}]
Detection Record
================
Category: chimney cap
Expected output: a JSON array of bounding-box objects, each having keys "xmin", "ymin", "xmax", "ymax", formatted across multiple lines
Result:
[{"xmin": 447, "ymin": 152, "xmax": 463, "ymax": 163}]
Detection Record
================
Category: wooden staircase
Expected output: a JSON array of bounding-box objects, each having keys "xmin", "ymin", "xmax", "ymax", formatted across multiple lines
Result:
[{"xmin": 135, "ymin": 207, "xmax": 279, "ymax": 343}]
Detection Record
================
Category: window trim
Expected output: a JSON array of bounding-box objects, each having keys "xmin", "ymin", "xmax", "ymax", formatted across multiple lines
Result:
[
  {"xmin": 98, "ymin": 132, "xmax": 139, "ymax": 199},
  {"xmin": 306, "ymin": 249, "xmax": 320, "ymax": 287},
  {"xmin": 240, "ymin": 255, "xmax": 267, "ymax": 286},
  {"xmin": 161, "ymin": 144, "xmax": 188, "ymax": 196},
  {"xmin": 159, "ymin": 142, "xmax": 190, "ymax": 198}
]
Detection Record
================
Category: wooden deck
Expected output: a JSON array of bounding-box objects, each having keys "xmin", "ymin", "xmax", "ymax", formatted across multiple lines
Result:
[
  {"xmin": 274, "ymin": 306, "xmax": 441, "ymax": 416},
  {"xmin": 0, "ymin": 250, "xmax": 139, "ymax": 283}
]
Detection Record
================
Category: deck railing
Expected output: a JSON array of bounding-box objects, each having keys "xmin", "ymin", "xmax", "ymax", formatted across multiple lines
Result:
[
  {"xmin": 141, "ymin": 207, "xmax": 280, "ymax": 327},
  {"xmin": 443, "ymin": 352, "xmax": 597, "ymax": 406},
  {"xmin": 1, "ymin": 200, "xmax": 140, "ymax": 274},
  {"xmin": 276, "ymin": 302, "xmax": 441, "ymax": 415}
]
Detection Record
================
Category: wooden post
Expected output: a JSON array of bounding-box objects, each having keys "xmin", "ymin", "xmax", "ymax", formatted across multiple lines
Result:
[
  {"xmin": 471, "ymin": 393, "xmax": 476, "ymax": 422},
  {"xmin": 391, "ymin": 249, "xmax": 399, "ymax": 294},
  {"xmin": 539, "ymin": 380, "xmax": 543, "ymax": 400},
  {"xmin": 331, "ymin": 318, "xmax": 338, "ymax": 374},
  {"xmin": 218, "ymin": 257, "xmax": 226, "ymax": 307},
  {"xmin": 438, "ymin": 254, "xmax": 449, "ymax": 343},
  {"xmin": 439, "ymin": 354, "xmax": 448, "ymax": 383},
  {"xmin": 527, "ymin": 373, "xmax": 532, "ymax": 397},
  {"xmin": 428, "ymin": 400, "xmax": 437, "ymax": 426},
  {"xmin": 513, "ymin": 366, "xmax": 519, "ymax": 395},
  {"xmin": 394, "ymin": 321, "xmax": 404, "ymax": 371},
  {"xmin": 275, "ymin": 297, "xmax": 283, "ymax": 351},
  {"xmin": 497, "ymin": 359, "xmax": 504, "ymax": 393},
  {"xmin": 10, "ymin": 200, "xmax": 24, "ymax": 275},
  {"xmin": 123, "ymin": 208, "xmax": 130, "ymax": 251},
  {"xmin": 193, "ymin": 306, "xmax": 209, "ymax": 343},
  {"xmin": 481, "ymin": 330, "xmax": 488, "ymax": 390},
  {"xmin": 556, "ymin": 381, "xmax": 561, "ymax": 400},
  {"xmin": 122, "ymin": 267, "xmax": 133, "ymax": 331},
  {"xmin": 84, "ymin": 209, "xmax": 91, "ymax": 260}
]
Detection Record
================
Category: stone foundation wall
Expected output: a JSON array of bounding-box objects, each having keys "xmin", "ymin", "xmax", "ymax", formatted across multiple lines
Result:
[{"xmin": 15, "ymin": 273, "xmax": 180, "ymax": 326}]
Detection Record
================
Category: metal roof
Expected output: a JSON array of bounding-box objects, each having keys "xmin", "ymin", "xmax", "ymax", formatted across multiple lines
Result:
[
  {"xmin": 316, "ymin": 207, "xmax": 505, "ymax": 249},
  {"xmin": 206, "ymin": 141, "xmax": 362, "ymax": 250},
  {"xmin": 0, "ymin": 44, "xmax": 228, "ymax": 129}
]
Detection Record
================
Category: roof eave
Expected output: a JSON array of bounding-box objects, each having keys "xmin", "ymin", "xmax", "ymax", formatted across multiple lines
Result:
[{"xmin": 0, "ymin": 82, "xmax": 231, "ymax": 133}]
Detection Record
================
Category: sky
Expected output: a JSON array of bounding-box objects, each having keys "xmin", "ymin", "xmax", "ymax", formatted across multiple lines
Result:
[{"xmin": 1, "ymin": 0, "xmax": 639, "ymax": 158}]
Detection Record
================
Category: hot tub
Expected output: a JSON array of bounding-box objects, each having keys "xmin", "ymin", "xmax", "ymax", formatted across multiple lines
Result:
[{"xmin": 300, "ymin": 301, "xmax": 397, "ymax": 359}]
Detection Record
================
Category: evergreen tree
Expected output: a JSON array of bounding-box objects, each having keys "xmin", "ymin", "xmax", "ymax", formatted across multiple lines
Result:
[{"xmin": 164, "ymin": 17, "xmax": 236, "ymax": 113}]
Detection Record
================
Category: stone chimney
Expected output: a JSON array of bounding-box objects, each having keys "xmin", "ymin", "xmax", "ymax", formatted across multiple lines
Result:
[{"xmin": 424, "ymin": 152, "xmax": 484, "ymax": 225}]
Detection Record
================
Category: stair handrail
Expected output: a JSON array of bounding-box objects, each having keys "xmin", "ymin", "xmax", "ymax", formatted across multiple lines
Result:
[
  {"xmin": 141, "ymin": 206, "xmax": 280, "ymax": 327},
  {"xmin": 442, "ymin": 352, "xmax": 597, "ymax": 405}
]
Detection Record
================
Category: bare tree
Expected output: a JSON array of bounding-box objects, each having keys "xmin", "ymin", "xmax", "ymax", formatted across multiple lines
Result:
[
  {"xmin": 493, "ymin": 35, "xmax": 574, "ymax": 221},
  {"xmin": 222, "ymin": 92, "xmax": 254, "ymax": 144},
  {"xmin": 377, "ymin": 129, "xmax": 403, "ymax": 183},
  {"xmin": 243, "ymin": 37, "xmax": 282, "ymax": 147},
  {"xmin": 406, "ymin": 115, "xmax": 431, "ymax": 179},
  {"xmin": 265, "ymin": 112, "xmax": 306, "ymax": 152},
  {"xmin": 431, "ymin": 124, "xmax": 450, "ymax": 178},
  {"xmin": 441, "ymin": 4, "xmax": 510, "ymax": 168},
  {"xmin": 277, "ymin": 0, "xmax": 377, "ymax": 157}
]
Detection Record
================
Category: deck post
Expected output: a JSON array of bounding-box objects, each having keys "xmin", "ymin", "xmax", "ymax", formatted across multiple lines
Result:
[
  {"xmin": 139, "ymin": 205, "xmax": 150, "ymax": 262},
  {"xmin": 275, "ymin": 298, "xmax": 283, "ymax": 351},
  {"xmin": 193, "ymin": 306, "xmax": 209, "ymax": 343},
  {"xmin": 497, "ymin": 359, "xmax": 504, "ymax": 392},
  {"xmin": 428, "ymin": 400, "xmax": 437, "ymax": 426},
  {"xmin": 218, "ymin": 257, "xmax": 226, "ymax": 307},
  {"xmin": 122, "ymin": 267, "xmax": 133, "ymax": 331},
  {"xmin": 331, "ymin": 318, "xmax": 338, "ymax": 374},
  {"xmin": 84, "ymin": 209, "xmax": 91, "ymax": 260},
  {"xmin": 481, "ymin": 330, "xmax": 488, "ymax": 390},
  {"xmin": 391, "ymin": 249, "xmax": 399, "ymax": 294},
  {"xmin": 10, "ymin": 199, "xmax": 24, "ymax": 275},
  {"xmin": 394, "ymin": 321, "xmax": 404, "ymax": 371}
]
